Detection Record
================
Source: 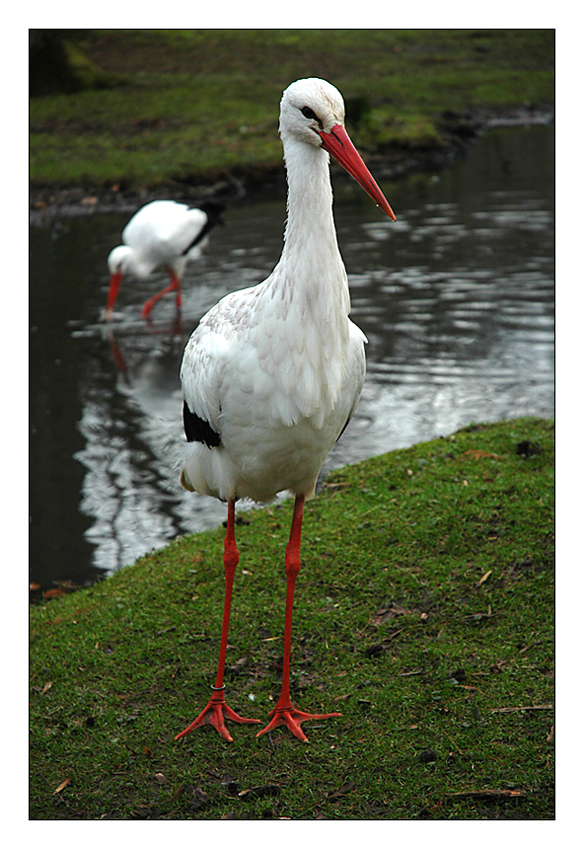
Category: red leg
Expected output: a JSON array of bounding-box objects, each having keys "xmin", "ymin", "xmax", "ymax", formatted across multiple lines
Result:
[
  {"xmin": 175, "ymin": 499, "xmax": 260, "ymax": 742},
  {"xmin": 257, "ymin": 495, "xmax": 342, "ymax": 743},
  {"xmin": 141, "ymin": 269, "xmax": 182, "ymax": 319},
  {"xmin": 104, "ymin": 271, "xmax": 123, "ymax": 321}
]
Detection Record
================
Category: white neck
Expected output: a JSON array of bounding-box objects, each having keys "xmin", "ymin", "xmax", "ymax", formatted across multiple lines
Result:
[
  {"xmin": 282, "ymin": 141, "xmax": 343, "ymax": 271},
  {"xmin": 249, "ymin": 134, "xmax": 352, "ymax": 424},
  {"xmin": 283, "ymin": 142, "xmax": 334, "ymax": 245},
  {"xmin": 270, "ymin": 136, "xmax": 350, "ymax": 321}
]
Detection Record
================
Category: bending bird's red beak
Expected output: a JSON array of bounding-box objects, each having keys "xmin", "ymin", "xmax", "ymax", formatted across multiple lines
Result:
[
  {"xmin": 105, "ymin": 271, "xmax": 123, "ymax": 321},
  {"xmin": 319, "ymin": 124, "xmax": 396, "ymax": 222}
]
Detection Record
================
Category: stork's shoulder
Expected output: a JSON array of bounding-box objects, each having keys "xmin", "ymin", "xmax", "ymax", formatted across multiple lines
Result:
[
  {"xmin": 197, "ymin": 281, "xmax": 269, "ymax": 343},
  {"xmin": 181, "ymin": 284, "xmax": 262, "ymax": 393}
]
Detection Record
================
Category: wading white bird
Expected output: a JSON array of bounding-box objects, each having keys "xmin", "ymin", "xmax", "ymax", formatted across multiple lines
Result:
[
  {"xmin": 104, "ymin": 199, "xmax": 222, "ymax": 320},
  {"xmin": 175, "ymin": 78, "xmax": 395, "ymax": 744}
]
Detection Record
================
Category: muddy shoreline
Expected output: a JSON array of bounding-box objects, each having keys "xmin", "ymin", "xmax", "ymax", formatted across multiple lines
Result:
[{"xmin": 30, "ymin": 106, "xmax": 553, "ymax": 227}]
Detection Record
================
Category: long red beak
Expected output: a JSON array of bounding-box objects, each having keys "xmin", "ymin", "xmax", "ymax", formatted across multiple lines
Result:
[
  {"xmin": 319, "ymin": 124, "xmax": 396, "ymax": 222},
  {"xmin": 105, "ymin": 271, "xmax": 123, "ymax": 320}
]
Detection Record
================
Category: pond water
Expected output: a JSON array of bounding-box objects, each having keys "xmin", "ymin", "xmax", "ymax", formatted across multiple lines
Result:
[{"xmin": 29, "ymin": 124, "xmax": 554, "ymax": 590}]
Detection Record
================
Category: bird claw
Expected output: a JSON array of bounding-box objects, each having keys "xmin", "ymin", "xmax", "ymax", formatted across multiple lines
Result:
[
  {"xmin": 257, "ymin": 703, "xmax": 342, "ymax": 743},
  {"xmin": 174, "ymin": 692, "xmax": 260, "ymax": 743}
]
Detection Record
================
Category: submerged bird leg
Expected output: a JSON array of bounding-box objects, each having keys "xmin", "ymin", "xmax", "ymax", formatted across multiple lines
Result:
[
  {"xmin": 175, "ymin": 499, "xmax": 260, "ymax": 743},
  {"xmin": 141, "ymin": 268, "xmax": 182, "ymax": 319},
  {"xmin": 257, "ymin": 495, "xmax": 342, "ymax": 743}
]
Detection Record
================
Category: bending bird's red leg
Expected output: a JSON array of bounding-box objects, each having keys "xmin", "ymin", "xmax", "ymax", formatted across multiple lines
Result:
[
  {"xmin": 141, "ymin": 269, "xmax": 182, "ymax": 319},
  {"xmin": 175, "ymin": 499, "xmax": 260, "ymax": 742},
  {"xmin": 257, "ymin": 494, "xmax": 342, "ymax": 743}
]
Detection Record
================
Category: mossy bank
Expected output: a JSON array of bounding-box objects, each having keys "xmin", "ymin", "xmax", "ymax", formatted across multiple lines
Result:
[
  {"xmin": 30, "ymin": 29, "xmax": 554, "ymax": 216},
  {"xmin": 30, "ymin": 417, "xmax": 554, "ymax": 820}
]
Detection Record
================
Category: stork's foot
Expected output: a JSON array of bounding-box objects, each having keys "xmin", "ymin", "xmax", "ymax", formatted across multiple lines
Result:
[
  {"xmin": 174, "ymin": 690, "xmax": 260, "ymax": 743},
  {"xmin": 257, "ymin": 701, "xmax": 342, "ymax": 743}
]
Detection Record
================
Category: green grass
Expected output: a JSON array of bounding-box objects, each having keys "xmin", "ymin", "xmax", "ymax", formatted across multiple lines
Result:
[
  {"xmin": 30, "ymin": 417, "xmax": 554, "ymax": 819},
  {"xmin": 30, "ymin": 29, "xmax": 554, "ymax": 189}
]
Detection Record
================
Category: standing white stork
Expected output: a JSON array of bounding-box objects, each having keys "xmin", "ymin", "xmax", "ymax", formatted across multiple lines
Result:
[
  {"xmin": 104, "ymin": 200, "xmax": 222, "ymax": 320},
  {"xmin": 175, "ymin": 78, "xmax": 395, "ymax": 744}
]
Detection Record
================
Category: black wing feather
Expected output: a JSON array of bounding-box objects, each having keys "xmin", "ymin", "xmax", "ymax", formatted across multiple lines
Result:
[
  {"xmin": 181, "ymin": 202, "xmax": 224, "ymax": 256},
  {"xmin": 183, "ymin": 400, "xmax": 221, "ymax": 448}
]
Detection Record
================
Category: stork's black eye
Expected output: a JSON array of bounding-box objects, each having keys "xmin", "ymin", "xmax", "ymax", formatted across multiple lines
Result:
[{"xmin": 301, "ymin": 106, "xmax": 319, "ymax": 121}]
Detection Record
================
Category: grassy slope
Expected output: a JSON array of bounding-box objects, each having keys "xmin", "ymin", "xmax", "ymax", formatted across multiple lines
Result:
[
  {"xmin": 30, "ymin": 29, "xmax": 554, "ymax": 190},
  {"xmin": 30, "ymin": 418, "xmax": 554, "ymax": 820}
]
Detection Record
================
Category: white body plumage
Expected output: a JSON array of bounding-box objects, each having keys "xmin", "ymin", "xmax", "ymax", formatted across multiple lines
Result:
[
  {"xmin": 180, "ymin": 78, "xmax": 394, "ymax": 505},
  {"xmin": 108, "ymin": 200, "xmax": 211, "ymax": 280}
]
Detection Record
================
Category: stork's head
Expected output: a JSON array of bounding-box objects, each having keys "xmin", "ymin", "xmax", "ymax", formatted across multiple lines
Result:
[
  {"xmin": 107, "ymin": 245, "xmax": 133, "ymax": 276},
  {"xmin": 105, "ymin": 245, "xmax": 133, "ymax": 320},
  {"xmin": 280, "ymin": 78, "xmax": 396, "ymax": 222},
  {"xmin": 280, "ymin": 78, "xmax": 345, "ymax": 145}
]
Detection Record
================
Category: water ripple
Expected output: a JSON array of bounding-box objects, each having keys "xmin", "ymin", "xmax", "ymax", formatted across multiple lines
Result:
[{"xmin": 29, "ymin": 125, "xmax": 554, "ymax": 585}]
